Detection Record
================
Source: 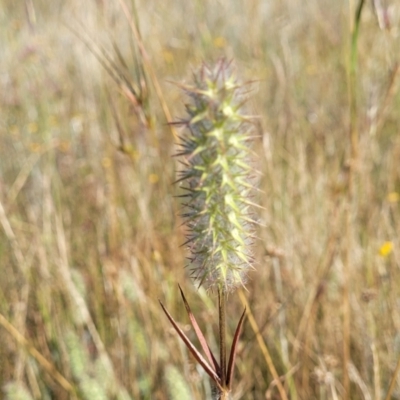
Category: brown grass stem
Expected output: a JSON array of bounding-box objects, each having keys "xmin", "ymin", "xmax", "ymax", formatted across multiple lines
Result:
[
  {"xmin": 384, "ymin": 355, "xmax": 400, "ymax": 400},
  {"xmin": 116, "ymin": 0, "xmax": 178, "ymax": 140},
  {"xmin": 238, "ymin": 289, "xmax": 288, "ymax": 400},
  {"xmin": 343, "ymin": 1, "xmax": 365, "ymax": 398},
  {"xmin": 0, "ymin": 312, "xmax": 76, "ymax": 396}
]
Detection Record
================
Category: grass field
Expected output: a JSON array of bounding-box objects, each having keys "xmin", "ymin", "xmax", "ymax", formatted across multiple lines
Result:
[{"xmin": 1, "ymin": 1, "xmax": 400, "ymax": 399}]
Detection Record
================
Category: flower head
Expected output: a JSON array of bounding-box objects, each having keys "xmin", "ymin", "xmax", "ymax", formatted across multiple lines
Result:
[
  {"xmin": 379, "ymin": 241, "xmax": 393, "ymax": 257},
  {"xmin": 175, "ymin": 60, "xmax": 257, "ymax": 291}
]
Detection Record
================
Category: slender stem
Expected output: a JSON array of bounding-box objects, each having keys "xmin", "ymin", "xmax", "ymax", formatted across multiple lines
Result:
[
  {"xmin": 218, "ymin": 287, "xmax": 227, "ymax": 389},
  {"xmin": 349, "ymin": 0, "xmax": 364, "ymax": 159},
  {"xmin": 343, "ymin": 1, "xmax": 365, "ymax": 398},
  {"xmin": 238, "ymin": 289, "xmax": 289, "ymax": 400},
  {"xmin": 384, "ymin": 355, "xmax": 400, "ymax": 400},
  {"xmin": 116, "ymin": 0, "xmax": 178, "ymax": 140},
  {"xmin": 0, "ymin": 312, "xmax": 76, "ymax": 396}
]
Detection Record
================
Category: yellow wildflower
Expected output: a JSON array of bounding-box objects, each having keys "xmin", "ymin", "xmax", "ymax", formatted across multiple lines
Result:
[
  {"xmin": 387, "ymin": 192, "xmax": 399, "ymax": 203},
  {"xmin": 379, "ymin": 241, "xmax": 393, "ymax": 257}
]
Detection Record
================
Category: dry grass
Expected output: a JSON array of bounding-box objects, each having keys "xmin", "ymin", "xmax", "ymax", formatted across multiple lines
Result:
[{"xmin": 0, "ymin": 1, "xmax": 400, "ymax": 399}]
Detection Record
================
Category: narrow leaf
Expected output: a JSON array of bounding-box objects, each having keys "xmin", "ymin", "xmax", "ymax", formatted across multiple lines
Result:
[
  {"xmin": 159, "ymin": 301, "xmax": 222, "ymax": 389},
  {"xmin": 178, "ymin": 285, "xmax": 220, "ymax": 374},
  {"xmin": 226, "ymin": 307, "xmax": 246, "ymax": 388}
]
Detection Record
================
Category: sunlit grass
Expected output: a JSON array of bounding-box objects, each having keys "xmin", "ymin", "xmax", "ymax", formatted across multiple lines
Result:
[{"xmin": 0, "ymin": 1, "xmax": 400, "ymax": 399}]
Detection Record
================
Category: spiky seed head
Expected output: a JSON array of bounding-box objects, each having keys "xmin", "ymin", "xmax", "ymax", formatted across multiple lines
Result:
[{"xmin": 176, "ymin": 59, "xmax": 257, "ymax": 292}]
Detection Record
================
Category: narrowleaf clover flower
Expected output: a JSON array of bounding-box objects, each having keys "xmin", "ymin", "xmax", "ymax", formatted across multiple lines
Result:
[{"xmin": 175, "ymin": 60, "xmax": 256, "ymax": 292}]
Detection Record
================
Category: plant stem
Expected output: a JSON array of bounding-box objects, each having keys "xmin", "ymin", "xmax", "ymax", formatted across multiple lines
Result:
[
  {"xmin": 218, "ymin": 287, "xmax": 227, "ymax": 395},
  {"xmin": 343, "ymin": 1, "xmax": 365, "ymax": 398},
  {"xmin": 349, "ymin": 0, "xmax": 364, "ymax": 158},
  {"xmin": 384, "ymin": 355, "xmax": 400, "ymax": 400},
  {"xmin": 238, "ymin": 289, "xmax": 289, "ymax": 400}
]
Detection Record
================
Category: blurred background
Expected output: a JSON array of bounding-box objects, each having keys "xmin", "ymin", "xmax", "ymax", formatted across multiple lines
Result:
[{"xmin": 0, "ymin": 0, "xmax": 399, "ymax": 399}]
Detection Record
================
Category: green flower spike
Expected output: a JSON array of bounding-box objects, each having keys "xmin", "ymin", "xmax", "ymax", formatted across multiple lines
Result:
[
  {"xmin": 161, "ymin": 60, "xmax": 257, "ymax": 400},
  {"xmin": 175, "ymin": 59, "xmax": 256, "ymax": 292}
]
